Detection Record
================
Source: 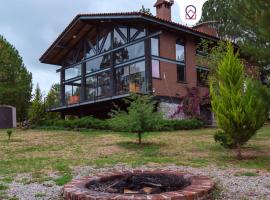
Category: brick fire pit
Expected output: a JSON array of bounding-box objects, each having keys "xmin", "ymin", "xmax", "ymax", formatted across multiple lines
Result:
[{"xmin": 63, "ymin": 170, "xmax": 214, "ymax": 200}]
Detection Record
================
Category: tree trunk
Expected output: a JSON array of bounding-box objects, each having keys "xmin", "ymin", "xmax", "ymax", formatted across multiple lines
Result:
[
  {"xmin": 138, "ymin": 132, "xmax": 142, "ymax": 145},
  {"xmin": 236, "ymin": 142, "xmax": 242, "ymax": 160}
]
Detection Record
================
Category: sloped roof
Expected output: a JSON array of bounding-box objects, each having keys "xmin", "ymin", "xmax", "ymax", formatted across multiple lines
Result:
[{"xmin": 40, "ymin": 12, "xmax": 220, "ymax": 65}]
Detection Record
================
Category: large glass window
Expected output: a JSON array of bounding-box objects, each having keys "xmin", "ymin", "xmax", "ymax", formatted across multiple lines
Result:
[
  {"xmin": 97, "ymin": 71, "xmax": 111, "ymax": 99},
  {"xmin": 176, "ymin": 42, "xmax": 185, "ymax": 62},
  {"xmin": 115, "ymin": 61, "xmax": 146, "ymax": 95},
  {"xmin": 115, "ymin": 66, "xmax": 130, "ymax": 95},
  {"xmin": 65, "ymin": 64, "xmax": 81, "ymax": 80},
  {"xmin": 151, "ymin": 37, "xmax": 159, "ymax": 56},
  {"xmin": 152, "ymin": 59, "xmax": 160, "ymax": 78},
  {"xmin": 197, "ymin": 68, "xmax": 209, "ymax": 86},
  {"xmin": 65, "ymin": 80, "xmax": 81, "ymax": 105},
  {"xmin": 86, "ymin": 54, "xmax": 111, "ymax": 74},
  {"xmin": 114, "ymin": 41, "xmax": 144, "ymax": 64},
  {"xmin": 86, "ymin": 76, "xmax": 97, "ymax": 101},
  {"xmin": 129, "ymin": 61, "xmax": 146, "ymax": 93},
  {"xmin": 85, "ymin": 70, "xmax": 111, "ymax": 100}
]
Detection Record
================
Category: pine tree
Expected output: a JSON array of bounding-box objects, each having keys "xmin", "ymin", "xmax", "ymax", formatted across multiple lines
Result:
[
  {"xmin": 28, "ymin": 84, "xmax": 45, "ymax": 125},
  {"xmin": 0, "ymin": 35, "xmax": 32, "ymax": 122},
  {"xmin": 210, "ymin": 43, "xmax": 269, "ymax": 159},
  {"xmin": 109, "ymin": 94, "xmax": 162, "ymax": 144}
]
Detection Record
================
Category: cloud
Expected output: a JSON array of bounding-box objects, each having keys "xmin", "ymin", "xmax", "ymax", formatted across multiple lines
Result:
[{"xmin": 0, "ymin": 0, "xmax": 180, "ymax": 94}]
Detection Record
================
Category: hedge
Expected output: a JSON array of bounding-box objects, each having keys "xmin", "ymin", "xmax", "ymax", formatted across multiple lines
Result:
[
  {"xmin": 38, "ymin": 117, "xmax": 203, "ymax": 131},
  {"xmin": 39, "ymin": 116, "xmax": 109, "ymax": 130}
]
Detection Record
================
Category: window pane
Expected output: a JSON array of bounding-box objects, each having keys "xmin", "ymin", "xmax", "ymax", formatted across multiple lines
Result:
[
  {"xmin": 86, "ymin": 54, "xmax": 111, "ymax": 74},
  {"xmin": 130, "ymin": 28, "xmax": 146, "ymax": 40},
  {"xmin": 100, "ymin": 32, "xmax": 112, "ymax": 53},
  {"xmin": 65, "ymin": 85, "xmax": 72, "ymax": 104},
  {"xmin": 130, "ymin": 28, "xmax": 137, "ymax": 39},
  {"xmin": 130, "ymin": 61, "xmax": 145, "ymax": 74},
  {"xmin": 152, "ymin": 60, "xmax": 160, "ymax": 78},
  {"xmin": 197, "ymin": 68, "xmax": 209, "ymax": 86},
  {"xmin": 129, "ymin": 61, "xmax": 146, "ymax": 93},
  {"xmin": 86, "ymin": 76, "xmax": 97, "ymax": 101},
  {"xmin": 97, "ymin": 71, "xmax": 111, "ymax": 99},
  {"xmin": 151, "ymin": 37, "xmax": 159, "ymax": 56},
  {"xmin": 176, "ymin": 43, "xmax": 185, "ymax": 62},
  {"xmin": 65, "ymin": 80, "xmax": 81, "ymax": 105},
  {"xmin": 65, "ymin": 64, "xmax": 81, "ymax": 80},
  {"xmin": 114, "ymin": 42, "xmax": 144, "ymax": 64},
  {"xmin": 115, "ymin": 66, "xmax": 129, "ymax": 95},
  {"xmin": 119, "ymin": 27, "xmax": 127, "ymax": 38},
  {"xmin": 113, "ymin": 29, "xmax": 125, "ymax": 47},
  {"xmin": 87, "ymin": 48, "xmax": 95, "ymax": 58},
  {"xmin": 177, "ymin": 65, "xmax": 185, "ymax": 82}
]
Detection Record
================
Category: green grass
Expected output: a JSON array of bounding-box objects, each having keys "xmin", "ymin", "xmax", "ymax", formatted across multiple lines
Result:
[
  {"xmin": 0, "ymin": 184, "xmax": 8, "ymax": 191},
  {"xmin": 0, "ymin": 125, "xmax": 269, "ymax": 179},
  {"xmin": 234, "ymin": 171, "xmax": 258, "ymax": 177},
  {"xmin": 34, "ymin": 192, "xmax": 46, "ymax": 198},
  {"xmin": 54, "ymin": 174, "xmax": 73, "ymax": 186}
]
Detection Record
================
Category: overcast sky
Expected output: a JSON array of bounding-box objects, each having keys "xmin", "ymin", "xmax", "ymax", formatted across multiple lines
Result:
[{"xmin": 0, "ymin": 0, "xmax": 180, "ymax": 94}]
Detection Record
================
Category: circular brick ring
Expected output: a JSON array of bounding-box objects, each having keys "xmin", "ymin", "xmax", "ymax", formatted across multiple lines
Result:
[{"xmin": 63, "ymin": 170, "xmax": 214, "ymax": 200}]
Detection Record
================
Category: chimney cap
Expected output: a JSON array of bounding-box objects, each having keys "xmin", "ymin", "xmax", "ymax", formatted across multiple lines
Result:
[{"xmin": 154, "ymin": 0, "xmax": 174, "ymax": 7}]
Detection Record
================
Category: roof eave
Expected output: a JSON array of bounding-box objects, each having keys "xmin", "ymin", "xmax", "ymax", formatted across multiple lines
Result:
[{"xmin": 40, "ymin": 13, "xmax": 220, "ymax": 65}]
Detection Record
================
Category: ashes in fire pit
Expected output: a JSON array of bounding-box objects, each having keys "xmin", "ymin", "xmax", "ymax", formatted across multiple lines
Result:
[{"xmin": 87, "ymin": 172, "xmax": 190, "ymax": 195}]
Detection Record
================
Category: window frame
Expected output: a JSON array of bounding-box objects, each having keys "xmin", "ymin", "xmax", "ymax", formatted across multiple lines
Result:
[{"xmin": 176, "ymin": 40, "xmax": 186, "ymax": 83}]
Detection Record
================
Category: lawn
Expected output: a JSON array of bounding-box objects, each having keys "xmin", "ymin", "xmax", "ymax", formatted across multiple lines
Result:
[{"xmin": 0, "ymin": 125, "xmax": 269, "ymax": 180}]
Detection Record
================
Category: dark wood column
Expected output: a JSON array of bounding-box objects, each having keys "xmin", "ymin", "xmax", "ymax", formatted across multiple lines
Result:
[
  {"xmin": 60, "ymin": 67, "xmax": 65, "ymax": 106},
  {"xmin": 110, "ymin": 29, "xmax": 116, "ymax": 96},
  {"xmin": 144, "ymin": 35, "xmax": 153, "ymax": 94},
  {"xmin": 80, "ymin": 62, "xmax": 86, "ymax": 102}
]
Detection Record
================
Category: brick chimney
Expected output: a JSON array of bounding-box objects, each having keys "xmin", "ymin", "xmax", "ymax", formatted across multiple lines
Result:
[{"xmin": 154, "ymin": 0, "xmax": 174, "ymax": 21}]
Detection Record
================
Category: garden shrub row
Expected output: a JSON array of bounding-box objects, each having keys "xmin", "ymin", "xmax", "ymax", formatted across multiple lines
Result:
[
  {"xmin": 39, "ymin": 116, "xmax": 109, "ymax": 130},
  {"xmin": 38, "ymin": 117, "xmax": 203, "ymax": 132}
]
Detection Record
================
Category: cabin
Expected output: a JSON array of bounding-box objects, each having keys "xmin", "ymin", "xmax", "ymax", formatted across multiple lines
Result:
[{"xmin": 40, "ymin": 0, "xmax": 218, "ymax": 121}]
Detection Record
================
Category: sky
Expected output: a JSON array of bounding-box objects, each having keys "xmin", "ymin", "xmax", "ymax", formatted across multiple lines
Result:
[{"xmin": 0, "ymin": 0, "xmax": 180, "ymax": 94}]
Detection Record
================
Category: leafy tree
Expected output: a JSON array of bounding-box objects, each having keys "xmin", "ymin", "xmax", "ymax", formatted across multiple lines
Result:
[
  {"xmin": 139, "ymin": 5, "xmax": 153, "ymax": 15},
  {"xmin": 201, "ymin": 0, "xmax": 270, "ymax": 84},
  {"xmin": 0, "ymin": 35, "xmax": 32, "ymax": 122},
  {"xmin": 109, "ymin": 94, "xmax": 163, "ymax": 144},
  {"xmin": 28, "ymin": 84, "xmax": 45, "ymax": 125},
  {"xmin": 45, "ymin": 84, "xmax": 61, "ymax": 120},
  {"xmin": 210, "ymin": 43, "xmax": 269, "ymax": 159}
]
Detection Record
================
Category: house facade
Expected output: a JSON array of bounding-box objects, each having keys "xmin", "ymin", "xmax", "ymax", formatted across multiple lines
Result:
[{"xmin": 40, "ymin": 0, "xmax": 218, "ymax": 120}]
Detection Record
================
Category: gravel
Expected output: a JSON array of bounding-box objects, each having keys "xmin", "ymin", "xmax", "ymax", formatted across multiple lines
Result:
[{"xmin": 2, "ymin": 164, "xmax": 270, "ymax": 200}]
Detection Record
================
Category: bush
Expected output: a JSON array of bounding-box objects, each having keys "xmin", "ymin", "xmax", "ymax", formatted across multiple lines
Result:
[
  {"xmin": 39, "ymin": 116, "xmax": 109, "ymax": 130},
  {"xmin": 6, "ymin": 130, "xmax": 12, "ymax": 140},
  {"xmin": 39, "ymin": 117, "xmax": 203, "ymax": 132},
  {"xmin": 159, "ymin": 119, "xmax": 204, "ymax": 131},
  {"xmin": 214, "ymin": 130, "xmax": 237, "ymax": 149}
]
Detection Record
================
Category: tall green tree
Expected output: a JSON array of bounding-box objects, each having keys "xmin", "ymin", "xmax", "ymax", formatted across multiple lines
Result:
[
  {"xmin": 0, "ymin": 35, "xmax": 32, "ymax": 122},
  {"xmin": 28, "ymin": 84, "xmax": 45, "ymax": 125},
  {"xmin": 202, "ymin": 0, "xmax": 270, "ymax": 84},
  {"xmin": 210, "ymin": 43, "xmax": 269, "ymax": 159},
  {"xmin": 45, "ymin": 84, "xmax": 61, "ymax": 119},
  {"xmin": 109, "ymin": 94, "xmax": 162, "ymax": 144}
]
